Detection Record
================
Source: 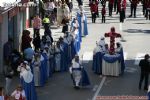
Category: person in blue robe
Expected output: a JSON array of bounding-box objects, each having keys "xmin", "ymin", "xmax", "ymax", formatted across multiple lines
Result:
[
  {"xmin": 49, "ymin": 45, "xmax": 55, "ymax": 73},
  {"xmin": 70, "ymin": 18, "xmax": 81, "ymax": 53},
  {"xmin": 42, "ymin": 45, "xmax": 52, "ymax": 77},
  {"xmin": 69, "ymin": 55, "xmax": 90, "ymax": 89},
  {"xmin": 17, "ymin": 61, "xmax": 37, "ymax": 100},
  {"xmin": 40, "ymin": 54, "xmax": 47, "ymax": 85},
  {"xmin": 41, "ymin": 47, "xmax": 49, "ymax": 80},
  {"xmin": 77, "ymin": 7, "xmax": 88, "ymax": 38},
  {"xmin": 115, "ymin": 42, "xmax": 125, "ymax": 74},
  {"xmin": 59, "ymin": 37, "xmax": 68, "ymax": 72},
  {"xmin": 92, "ymin": 44, "xmax": 105, "ymax": 75}
]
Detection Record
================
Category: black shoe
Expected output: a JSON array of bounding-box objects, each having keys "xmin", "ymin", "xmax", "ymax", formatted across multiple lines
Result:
[
  {"xmin": 129, "ymin": 15, "xmax": 132, "ymax": 17},
  {"xmin": 74, "ymin": 86, "xmax": 80, "ymax": 90},
  {"xmin": 139, "ymin": 86, "xmax": 141, "ymax": 90},
  {"xmin": 144, "ymin": 87, "xmax": 148, "ymax": 91}
]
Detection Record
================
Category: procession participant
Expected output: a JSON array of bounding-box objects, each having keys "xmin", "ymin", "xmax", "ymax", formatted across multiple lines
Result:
[
  {"xmin": 11, "ymin": 85, "xmax": 26, "ymax": 100},
  {"xmin": 115, "ymin": 42, "xmax": 125, "ymax": 73},
  {"xmin": 64, "ymin": 31, "xmax": 74, "ymax": 64},
  {"xmin": 40, "ymin": 35, "xmax": 47, "ymax": 52},
  {"xmin": 54, "ymin": 41, "xmax": 61, "ymax": 71},
  {"xmin": 139, "ymin": 54, "xmax": 150, "ymax": 90},
  {"xmin": 59, "ymin": 37, "xmax": 65, "ymax": 71},
  {"xmin": 32, "ymin": 52, "xmax": 41, "ymax": 86},
  {"xmin": 23, "ymin": 47, "xmax": 34, "ymax": 64},
  {"xmin": 70, "ymin": 18, "xmax": 80, "ymax": 53},
  {"xmin": 104, "ymin": 44, "xmax": 109, "ymax": 54},
  {"xmin": 97, "ymin": 37, "xmax": 106, "ymax": 52},
  {"xmin": 49, "ymin": 44, "xmax": 55, "ymax": 73},
  {"xmin": 70, "ymin": 55, "xmax": 90, "ymax": 89},
  {"xmin": 17, "ymin": 61, "xmax": 37, "ymax": 100},
  {"xmin": 42, "ymin": 45, "xmax": 52, "ymax": 77},
  {"xmin": 90, "ymin": 0, "xmax": 98, "ymax": 23},
  {"xmin": 92, "ymin": 42, "xmax": 104, "ymax": 74},
  {"xmin": 129, "ymin": 0, "xmax": 139, "ymax": 18},
  {"xmin": 77, "ymin": 6, "xmax": 88, "ymax": 38}
]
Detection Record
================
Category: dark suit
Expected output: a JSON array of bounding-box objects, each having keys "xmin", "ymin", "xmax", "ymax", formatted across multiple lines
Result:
[{"xmin": 139, "ymin": 59, "xmax": 150, "ymax": 90}]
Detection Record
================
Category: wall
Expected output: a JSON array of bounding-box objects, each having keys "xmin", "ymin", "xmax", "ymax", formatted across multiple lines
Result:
[{"xmin": 0, "ymin": 13, "xmax": 8, "ymax": 73}]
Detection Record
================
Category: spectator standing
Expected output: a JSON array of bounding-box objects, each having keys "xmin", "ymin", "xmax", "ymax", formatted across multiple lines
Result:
[
  {"xmin": 90, "ymin": 1, "xmax": 98, "ymax": 23},
  {"xmin": 101, "ymin": 5, "xmax": 106, "ymax": 23},
  {"xmin": 139, "ymin": 54, "xmax": 150, "ymax": 90},
  {"xmin": 21, "ymin": 30, "xmax": 32, "ymax": 52},
  {"xmin": 32, "ymin": 15, "xmax": 42, "ymax": 38}
]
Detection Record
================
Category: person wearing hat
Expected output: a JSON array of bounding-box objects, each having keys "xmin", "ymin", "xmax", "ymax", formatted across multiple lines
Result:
[
  {"xmin": 17, "ymin": 61, "xmax": 37, "ymax": 100},
  {"xmin": 139, "ymin": 54, "xmax": 150, "ymax": 90}
]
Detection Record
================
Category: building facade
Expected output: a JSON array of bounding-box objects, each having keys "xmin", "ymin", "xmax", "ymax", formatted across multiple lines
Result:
[{"xmin": 0, "ymin": 0, "xmax": 31, "ymax": 73}]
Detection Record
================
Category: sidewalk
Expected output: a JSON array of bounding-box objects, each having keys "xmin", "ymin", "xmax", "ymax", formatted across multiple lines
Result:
[{"xmin": 0, "ymin": 1, "xmax": 80, "ymax": 95}]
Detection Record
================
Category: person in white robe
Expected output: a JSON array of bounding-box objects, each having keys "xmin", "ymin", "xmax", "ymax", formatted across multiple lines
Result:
[
  {"xmin": 32, "ymin": 53, "xmax": 41, "ymax": 86},
  {"xmin": 70, "ymin": 56, "xmax": 82, "ymax": 89},
  {"xmin": 54, "ymin": 41, "xmax": 61, "ymax": 71},
  {"xmin": 17, "ymin": 61, "xmax": 37, "ymax": 100},
  {"xmin": 115, "ymin": 42, "xmax": 122, "ymax": 53},
  {"xmin": 97, "ymin": 37, "xmax": 106, "ymax": 52}
]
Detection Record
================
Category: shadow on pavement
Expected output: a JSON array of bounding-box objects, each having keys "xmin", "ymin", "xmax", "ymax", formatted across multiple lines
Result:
[{"xmin": 123, "ymin": 29, "xmax": 150, "ymax": 34}]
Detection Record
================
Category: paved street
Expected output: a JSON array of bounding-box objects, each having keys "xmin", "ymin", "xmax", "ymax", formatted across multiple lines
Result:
[
  {"xmin": 0, "ymin": 0, "xmax": 150, "ymax": 100},
  {"xmin": 36, "ymin": 0, "xmax": 150, "ymax": 100}
]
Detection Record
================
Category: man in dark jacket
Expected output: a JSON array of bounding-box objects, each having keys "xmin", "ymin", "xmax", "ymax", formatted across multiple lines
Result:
[{"xmin": 139, "ymin": 54, "xmax": 150, "ymax": 90}]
